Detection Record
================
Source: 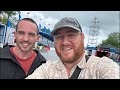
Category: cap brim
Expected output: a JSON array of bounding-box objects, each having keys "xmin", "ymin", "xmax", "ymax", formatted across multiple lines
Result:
[{"xmin": 51, "ymin": 25, "xmax": 80, "ymax": 36}]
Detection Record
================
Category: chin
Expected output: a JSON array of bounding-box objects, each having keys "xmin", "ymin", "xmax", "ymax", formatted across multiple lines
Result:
[
  {"xmin": 21, "ymin": 47, "xmax": 30, "ymax": 52},
  {"xmin": 61, "ymin": 56, "xmax": 74, "ymax": 61},
  {"xmin": 62, "ymin": 59, "xmax": 74, "ymax": 63}
]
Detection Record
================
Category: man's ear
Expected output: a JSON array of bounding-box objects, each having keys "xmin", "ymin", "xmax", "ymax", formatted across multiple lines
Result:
[
  {"xmin": 37, "ymin": 35, "xmax": 40, "ymax": 42},
  {"xmin": 82, "ymin": 33, "xmax": 84, "ymax": 40},
  {"xmin": 14, "ymin": 31, "xmax": 16, "ymax": 39}
]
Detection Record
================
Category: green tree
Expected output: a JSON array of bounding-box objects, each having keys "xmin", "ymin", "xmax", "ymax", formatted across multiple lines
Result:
[
  {"xmin": 98, "ymin": 32, "xmax": 120, "ymax": 48},
  {"xmin": 0, "ymin": 11, "xmax": 20, "ymax": 27}
]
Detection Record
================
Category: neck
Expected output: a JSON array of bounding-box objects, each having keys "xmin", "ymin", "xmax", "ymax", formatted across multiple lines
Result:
[
  {"xmin": 64, "ymin": 63, "xmax": 74, "ymax": 77},
  {"xmin": 64, "ymin": 52, "xmax": 84, "ymax": 77},
  {"xmin": 13, "ymin": 47, "xmax": 33, "ymax": 60}
]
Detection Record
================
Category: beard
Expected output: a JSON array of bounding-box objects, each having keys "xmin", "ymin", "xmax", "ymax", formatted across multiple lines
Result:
[{"xmin": 56, "ymin": 44, "xmax": 84, "ymax": 64}]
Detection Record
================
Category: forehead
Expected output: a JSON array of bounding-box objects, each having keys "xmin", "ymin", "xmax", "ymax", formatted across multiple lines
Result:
[
  {"xmin": 55, "ymin": 27, "xmax": 79, "ymax": 34},
  {"xmin": 17, "ymin": 20, "xmax": 37, "ymax": 33},
  {"xmin": 18, "ymin": 20, "xmax": 36, "ymax": 27}
]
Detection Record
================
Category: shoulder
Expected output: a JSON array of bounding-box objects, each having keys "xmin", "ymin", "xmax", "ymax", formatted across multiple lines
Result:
[
  {"xmin": 86, "ymin": 55, "xmax": 119, "ymax": 79},
  {"xmin": 88, "ymin": 55, "xmax": 114, "ymax": 63},
  {"xmin": 87, "ymin": 55, "xmax": 119, "ymax": 68},
  {"xmin": 0, "ymin": 45, "xmax": 12, "ymax": 58},
  {"xmin": 98, "ymin": 56, "xmax": 119, "ymax": 69},
  {"xmin": 86, "ymin": 55, "xmax": 100, "ymax": 64},
  {"xmin": 26, "ymin": 60, "xmax": 59, "ymax": 79},
  {"xmin": 1, "ymin": 45, "xmax": 13, "ymax": 52},
  {"xmin": 40, "ymin": 60, "xmax": 59, "ymax": 69},
  {"xmin": 34, "ymin": 60, "xmax": 59, "ymax": 73}
]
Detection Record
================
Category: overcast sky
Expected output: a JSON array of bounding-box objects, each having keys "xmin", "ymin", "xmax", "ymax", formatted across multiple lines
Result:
[{"xmin": 19, "ymin": 11, "xmax": 119, "ymax": 47}]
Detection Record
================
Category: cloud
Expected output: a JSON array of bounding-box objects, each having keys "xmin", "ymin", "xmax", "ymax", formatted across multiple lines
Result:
[{"xmin": 20, "ymin": 11, "xmax": 119, "ymax": 47}]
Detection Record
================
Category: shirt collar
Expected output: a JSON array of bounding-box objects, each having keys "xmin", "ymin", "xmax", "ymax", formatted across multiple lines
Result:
[{"xmin": 77, "ymin": 53, "xmax": 87, "ymax": 69}]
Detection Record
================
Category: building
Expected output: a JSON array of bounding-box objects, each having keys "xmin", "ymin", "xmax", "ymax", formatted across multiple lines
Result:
[{"xmin": 86, "ymin": 46, "xmax": 97, "ymax": 56}]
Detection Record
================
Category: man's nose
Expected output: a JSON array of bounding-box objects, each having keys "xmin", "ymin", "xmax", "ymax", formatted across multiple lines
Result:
[
  {"xmin": 23, "ymin": 34, "xmax": 29, "ymax": 41},
  {"xmin": 62, "ymin": 36, "xmax": 70, "ymax": 44}
]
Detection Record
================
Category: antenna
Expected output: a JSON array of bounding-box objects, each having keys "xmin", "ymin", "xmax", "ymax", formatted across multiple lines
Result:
[{"xmin": 87, "ymin": 17, "xmax": 99, "ymax": 47}]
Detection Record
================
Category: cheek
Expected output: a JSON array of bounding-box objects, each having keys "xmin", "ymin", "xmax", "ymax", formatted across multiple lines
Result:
[
  {"xmin": 55, "ymin": 43, "xmax": 60, "ymax": 50},
  {"xmin": 74, "ymin": 39, "xmax": 84, "ymax": 51},
  {"xmin": 31, "ymin": 38, "xmax": 38, "ymax": 43},
  {"xmin": 15, "ymin": 35, "xmax": 24, "ymax": 39},
  {"xmin": 28, "ymin": 37, "xmax": 38, "ymax": 41},
  {"xmin": 15, "ymin": 36, "xmax": 21, "ymax": 41},
  {"xmin": 54, "ymin": 42, "xmax": 61, "ymax": 53},
  {"xmin": 74, "ymin": 40, "xmax": 81, "ymax": 48}
]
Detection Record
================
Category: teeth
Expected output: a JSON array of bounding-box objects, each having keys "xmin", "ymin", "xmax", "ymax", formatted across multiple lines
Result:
[
  {"xmin": 62, "ymin": 47, "xmax": 71, "ymax": 50},
  {"xmin": 23, "ymin": 43, "xmax": 29, "ymax": 46}
]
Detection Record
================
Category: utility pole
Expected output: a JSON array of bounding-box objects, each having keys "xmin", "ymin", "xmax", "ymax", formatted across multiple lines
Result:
[{"xmin": 87, "ymin": 17, "xmax": 99, "ymax": 47}]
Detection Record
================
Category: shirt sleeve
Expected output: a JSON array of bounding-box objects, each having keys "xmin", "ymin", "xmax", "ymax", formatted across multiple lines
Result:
[{"xmin": 96, "ymin": 57, "xmax": 120, "ymax": 79}]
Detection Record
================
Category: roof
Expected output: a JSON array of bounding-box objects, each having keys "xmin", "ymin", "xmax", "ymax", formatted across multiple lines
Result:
[
  {"xmin": 100, "ymin": 44, "xmax": 117, "ymax": 49},
  {"xmin": 99, "ymin": 44, "xmax": 119, "ymax": 53},
  {"xmin": 39, "ymin": 31, "xmax": 54, "ymax": 42},
  {"xmin": 86, "ymin": 46, "xmax": 96, "ymax": 50}
]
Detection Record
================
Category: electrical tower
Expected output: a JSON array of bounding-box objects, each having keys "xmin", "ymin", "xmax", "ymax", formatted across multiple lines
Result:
[{"xmin": 87, "ymin": 17, "xmax": 99, "ymax": 47}]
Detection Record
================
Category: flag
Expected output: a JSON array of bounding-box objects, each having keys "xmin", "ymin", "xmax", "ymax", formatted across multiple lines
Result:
[
  {"xmin": 19, "ymin": 13, "xmax": 21, "ymax": 21},
  {"xmin": 44, "ymin": 46, "xmax": 50, "ymax": 51},
  {"xmin": 42, "ymin": 46, "xmax": 50, "ymax": 51},
  {"xmin": 48, "ymin": 28, "xmax": 51, "ymax": 35},
  {"xmin": 39, "ymin": 24, "xmax": 42, "ymax": 31},
  {"xmin": 43, "ymin": 26, "xmax": 47, "ymax": 33},
  {"xmin": 7, "ymin": 17, "xmax": 11, "ymax": 27}
]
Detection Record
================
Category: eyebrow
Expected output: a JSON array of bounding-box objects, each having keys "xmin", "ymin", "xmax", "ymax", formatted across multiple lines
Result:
[
  {"xmin": 17, "ymin": 31, "xmax": 36, "ymax": 35},
  {"xmin": 67, "ymin": 30, "xmax": 79, "ymax": 33}
]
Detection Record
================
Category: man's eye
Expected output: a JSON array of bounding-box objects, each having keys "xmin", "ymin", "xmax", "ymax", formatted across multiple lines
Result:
[
  {"xmin": 28, "ymin": 33, "xmax": 35, "ymax": 37},
  {"xmin": 56, "ymin": 36, "xmax": 62, "ymax": 39},
  {"xmin": 68, "ymin": 34, "xmax": 76, "ymax": 37}
]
